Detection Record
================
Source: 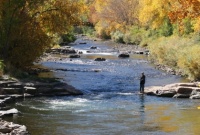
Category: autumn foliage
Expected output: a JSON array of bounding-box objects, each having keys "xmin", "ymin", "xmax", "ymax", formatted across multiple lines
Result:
[
  {"xmin": 87, "ymin": 0, "xmax": 200, "ymax": 80},
  {"xmin": 0, "ymin": 0, "xmax": 85, "ymax": 68},
  {"xmin": 0, "ymin": 0, "xmax": 200, "ymax": 79}
]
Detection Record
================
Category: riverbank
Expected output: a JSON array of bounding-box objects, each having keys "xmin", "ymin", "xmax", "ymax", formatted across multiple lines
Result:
[
  {"xmin": 0, "ymin": 68, "xmax": 83, "ymax": 134},
  {"xmin": 2, "ymin": 35, "xmax": 197, "ymax": 135},
  {"xmin": 0, "ymin": 35, "xmax": 194, "ymax": 134}
]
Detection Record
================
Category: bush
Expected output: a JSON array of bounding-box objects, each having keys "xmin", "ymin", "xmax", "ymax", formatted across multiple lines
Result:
[
  {"xmin": 183, "ymin": 18, "xmax": 194, "ymax": 35},
  {"xmin": 82, "ymin": 26, "xmax": 95, "ymax": 37},
  {"xmin": 148, "ymin": 35, "xmax": 200, "ymax": 80},
  {"xmin": 97, "ymin": 29, "xmax": 111, "ymax": 39},
  {"xmin": 111, "ymin": 31, "xmax": 124, "ymax": 43},
  {"xmin": 139, "ymin": 28, "xmax": 160, "ymax": 47},
  {"xmin": 123, "ymin": 26, "xmax": 160, "ymax": 46},
  {"xmin": 148, "ymin": 36, "xmax": 180, "ymax": 66},
  {"xmin": 159, "ymin": 17, "xmax": 173, "ymax": 37},
  {"xmin": 61, "ymin": 33, "xmax": 76, "ymax": 44},
  {"xmin": 178, "ymin": 45, "xmax": 200, "ymax": 80},
  {"xmin": 123, "ymin": 26, "xmax": 143, "ymax": 45}
]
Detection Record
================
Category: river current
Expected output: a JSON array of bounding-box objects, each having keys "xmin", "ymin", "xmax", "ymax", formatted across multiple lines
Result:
[{"xmin": 6, "ymin": 38, "xmax": 200, "ymax": 135}]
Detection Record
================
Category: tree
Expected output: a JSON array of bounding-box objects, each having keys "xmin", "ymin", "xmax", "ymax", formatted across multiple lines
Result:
[
  {"xmin": 90, "ymin": 0, "xmax": 139, "ymax": 37},
  {"xmin": 159, "ymin": 17, "xmax": 173, "ymax": 36},
  {"xmin": 0, "ymin": 0, "xmax": 85, "ymax": 68},
  {"xmin": 168, "ymin": 0, "xmax": 200, "ymax": 33},
  {"xmin": 139, "ymin": 0, "xmax": 171, "ymax": 28}
]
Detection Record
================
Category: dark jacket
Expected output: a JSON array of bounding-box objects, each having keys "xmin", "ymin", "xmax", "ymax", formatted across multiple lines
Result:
[{"xmin": 140, "ymin": 74, "xmax": 145, "ymax": 84}]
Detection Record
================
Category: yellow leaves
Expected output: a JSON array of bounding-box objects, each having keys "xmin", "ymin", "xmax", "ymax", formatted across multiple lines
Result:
[
  {"xmin": 30, "ymin": 0, "xmax": 85, "ymax": 35},
  {"xmin": 94, "ymin": 0, "xmax": 107, "ymax": 12},
  {"xmin": 139, "ymin": 0, "xmax": 170, "ymax": 28},
  {"xmin": 177, "ymin": 45, "xmax": 200, "ymax": 79},
  {"xmin": 168, "ymin": 0, "xmax": 200, "ymax": 33},
  {"xmin": 193, "ymin": 17, "xmax": 200, "ymax": 32},
  {"xmin": 0, "ymin": 0, "xmax": 85, "ymax": 67},
  {"xmin": 91, "ymin": 0, "xmax": 139, "ymax": 36}
]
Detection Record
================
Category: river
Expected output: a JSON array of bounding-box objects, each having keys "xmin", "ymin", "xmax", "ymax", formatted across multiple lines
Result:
[{"xmin": 5, "ymin": 37, "xmax": 200, "ymax": 135}]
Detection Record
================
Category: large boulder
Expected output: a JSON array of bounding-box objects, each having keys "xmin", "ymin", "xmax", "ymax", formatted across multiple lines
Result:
[
  {"xmin": 0, "ymin": 108, "xmax": 19, "ymax": 117},
  {"xmin": 145, "ymin": 84, "xmax": 177, "ymax": 97},
  {"xmin": 175, "ymin": 86, "xmax": 194, "ymax": 95},
  {"xmin": 0, "ymin": 120, "xmax": 29, "ymax": 134},
  {"xmin": 189, "ymin": 88, "xmax": 200, "ymax": 99},
  {"xmin": 1, "ymin": 88, "xmax": 23, "ymax": 95},
  {"xmin": 145, "ymin": 86, "xmax": 162, "ymax": 95},
  {"xmin": 145, "ymin": 82, "xmax": 200, "ymax": 99},
  {"xmin": 24, "ymin": 86, "xmax": 37, "ymax": 95},
  {"xmin": 190, "ymin": 94, "xmax": 200, "ymax": 99}
]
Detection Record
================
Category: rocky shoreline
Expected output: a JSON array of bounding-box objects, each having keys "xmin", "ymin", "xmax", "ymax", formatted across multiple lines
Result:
[
  {"xmin": 0, "ymin": 69, "xmax": 83, "ymax": 134},
  {"xmin": 1, "ymin": 35, "xmax": 199, "ymax": 134}
]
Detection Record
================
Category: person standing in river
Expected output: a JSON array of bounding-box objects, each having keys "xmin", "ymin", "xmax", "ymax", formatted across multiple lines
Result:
[{"xmin": 140, "ymin": 72, "xmax": 145, "ymax": 93}]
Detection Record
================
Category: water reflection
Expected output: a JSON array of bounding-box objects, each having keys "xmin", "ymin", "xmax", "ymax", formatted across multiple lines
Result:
[
  {"xmin": 139, "ymin": 95, "xmax": 145, "ymax": 124},
  {"xmin": 6, "ymin": 38, "xmax": 197, "ymax": 135}
]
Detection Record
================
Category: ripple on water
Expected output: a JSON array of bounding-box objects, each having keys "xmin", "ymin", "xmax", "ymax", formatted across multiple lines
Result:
[{"xmin": 11, "ymin": 39, "xmax": 193, "ymax": 135}]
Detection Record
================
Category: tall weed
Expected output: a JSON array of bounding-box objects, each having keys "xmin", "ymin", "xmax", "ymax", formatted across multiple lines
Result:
[
  {"xmin": 148, "ymin": 35, "xmax": 200, "ymax": 80},
  {"xmin": 178, "ymin": 45, "xmax": 200, "ymax": 80}
]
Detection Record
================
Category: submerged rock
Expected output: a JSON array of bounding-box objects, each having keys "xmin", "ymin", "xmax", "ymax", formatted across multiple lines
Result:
[
  {"xmin": 90, "ymin": 46, "xmax": 97, "ymax": 49},
  {"xmin": 94, "ymin": 58, "xmax": 106, "ymax": 61},
  {"xmin": 118, "ymin": 53, "xmax": 130, "ymax": 58},
  {"xmin": 69, "ymin": 54, "xmax": 80, "ymax": 58}
]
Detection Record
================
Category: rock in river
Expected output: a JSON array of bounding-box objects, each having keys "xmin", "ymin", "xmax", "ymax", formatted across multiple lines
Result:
[{"xmin": 145, "ymin": 82, "xmax": 200, "ymax": 99}]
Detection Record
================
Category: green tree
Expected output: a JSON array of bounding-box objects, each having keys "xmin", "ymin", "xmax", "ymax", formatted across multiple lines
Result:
[
  {"xmin": 159, "ymin": 17, "xmax": 173, "ymax": 37},
  {"xmin": 183, "ymin": 18, "xmax": 194, "ymax": 35}
]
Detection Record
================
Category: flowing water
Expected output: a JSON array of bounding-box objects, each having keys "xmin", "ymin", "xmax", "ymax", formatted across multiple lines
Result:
[{"xmin": 6, "ymin": 38, "xmax": 200, "ymax": 135}]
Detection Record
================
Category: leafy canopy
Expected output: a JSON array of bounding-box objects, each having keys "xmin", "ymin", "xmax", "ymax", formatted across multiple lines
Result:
[{"xmin": 0, "ymin": 0, "xmax": 85, "ymax": 68}]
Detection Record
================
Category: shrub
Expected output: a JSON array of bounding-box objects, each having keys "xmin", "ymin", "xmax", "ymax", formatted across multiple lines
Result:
[
  {"xmin": 178, "ymin": 45, "xmax": 200, "ymax": 80},
  {"xmin": 82, "ymin": 26, "xmax": 95, "ymax": 37},
  {"xmin": 111, "ymin": 31, "xmax": 124, "ymax": 43},
  {"xmin": 148, "ymin": 37, "xmax": 179, "ymax": 66},
  {"xmin": 139, "ymin": 28, "xmax": 160, "ymax": 47},
  {"xmin": 97, "ymin": 29, "xmax": 111, "ymax": 39},
  {"xmin": 148, "ymin": 35, "xmax": 200, "ymax": 80},
  {"xmin": 61, "ymin": 33, "xmax": 76, "ymax": 44},
  {"xmin": 183, "ymin": 18, "xmax": 194, "ymax": 35},
  {"xmin": 159, "ymin": 17, "xmax": 173, "ymax": 37},
  {"xmin": 123, "ymin": 26, "xmax": 143, "ymax": 45}
]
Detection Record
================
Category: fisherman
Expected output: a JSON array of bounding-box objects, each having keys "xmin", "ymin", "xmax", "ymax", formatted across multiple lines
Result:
[{"xmin": 140, "ymin": 72, "xmax": 146, "ymax": 93}]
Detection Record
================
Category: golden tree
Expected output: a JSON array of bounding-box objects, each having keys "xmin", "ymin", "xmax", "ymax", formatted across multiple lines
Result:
[
  {"xmin": 139, "ymin": 0, "xmax": 171, "ymax": 28},
  {"xmin": 168, "ymin": 0, "xmax": 200, "ymax": 33},
  {"xmin": 90, "ymin": 0, "xmax": 139, "ymax": 36},
  {"xmin": 0, "ymin": 0, "xmax": 85, "ymax": 68}
]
